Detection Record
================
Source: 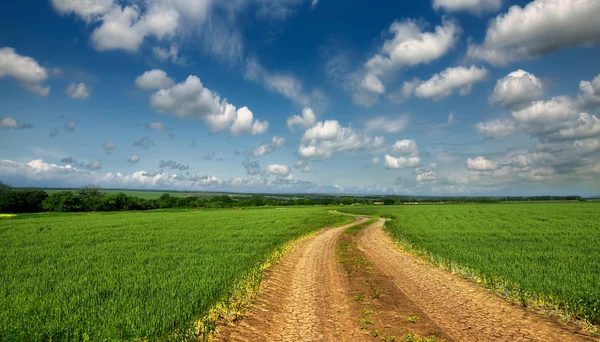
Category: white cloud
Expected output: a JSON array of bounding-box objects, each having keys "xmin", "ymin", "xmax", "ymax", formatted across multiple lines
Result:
[
  {"xmin": 448, "ymin": 112, "xmax": 455, "ymax": 124},
  {"xmin": 66, "ymin": 82, "xmax": 92, "ymax": 100},
  {"xmin": 287, "ymin": 107, "xmax": 317, "ymax": 131},
  {"xmin": 153, "ymin": 44, "xmax": 185, "ymax": 65},
  {"xmin": 50, "ymin": 0, "xmax": 113, "ymax": 20},
  {"xmin": 135, "ymin": 69, "xmax": 175, "ymax": 90},
  {"xmin": 149, "ymin": 74, "xmax": 267, "ymax": 135},
  {"xmin": 0, "ymin": 116, "xmax": 33, "ymax": 129},
  {"xmin": 364, "ymin": 116, "xmax": 408, "ymax": 133},
  {"xmin": 476, "ymin": 119, "xmax": 517, "ymax": 138},
  {"xmin": 0, "ymin": 47, "xmax": 50, "ymax": 96},
  {"xmin": 490, "ymin": 70, "xmax": 544, "ymax": 110},
  {"xmin": 102, "ymin": 142, "xmax": 116, "ymax": 151},
  {"xmin": 311, "ymin": 0, "xmax": 319, "ymax": 9},
  {"xmin": 557, "ymin": 113, "xmax": 600, "ymax": 140},
  {"xmin": 299, "ymin": 120, "xmax": 383, "ymax": 160},
  {"xmin": 264, "ymin": 164, "xmax": 291, "ymax": 177},
  {"xmin": 295, "ymin": 160, "xmax": 307, "ymax": 169},
  {"xmin": 433, "ymin": 0, "xmax": 503, "ymax": 14},
  {"xmin": 245, "ymin": 59, "xmax": 327, "ymax": 108},
  {"xmin": 578, "ymin": 73, "xmax": 600, "ymax": 109},
  {"xmin": 229, "ymin": 107, "xmax": 268, "ymax": 136},
  {"xmin": 87, "ymin": 161, "xmax": 103, "ymax": 170},
  {"xmin": 405, "ymin": 66, "xmax": 488, "ymax": 100},
  {"xmin": 90, "ymin": 5, "xmax": 178, "ymax": 52},
  {"xmin": 468, "ymin": 0, "xmax": 600, "ymax": 66},
  {"xmin": 372, "ymin": 157, "xmax": 380, "ymax": 164},
  {"xmin": 384, "ymin": 154, "xmax": 421, "ymax": 169},
  {"xmin": 355, "ymin": 19, "xmax": 459, "ymax": 105},
  {"xmin": 391, "ymin": 139, "xmax": 418, "ymax": 155},
  {"xmin": 301, "ymin": 165, "xmax": 312, "ymax": 173},
  {"xmin": 466, "ymin": 156, "xmax": 498, "ymax": 171},
  {"xmin": 416, "ymin": 170, "xmax": 438, "ymax": 183},
  {"xmin": 251, "ymin": 136, "xmax": 286, "ymax": 156},
  {"xmin": 127, "ymin": 155, "xmax": 140, "ymax": 163},
  {"xmin": 0, "ymin": 159, "xmax": 319, "ymax": 192},
  {"xmin": 512, "ymin": 96, "xmax": 579, "ymax": 133}
]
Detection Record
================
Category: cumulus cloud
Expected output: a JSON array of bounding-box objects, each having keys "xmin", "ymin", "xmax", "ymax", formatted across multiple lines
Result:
[
  {"xmin": 578, "ymin": 73, "xmax": 600, "ymax": 110},
  {"xmin": 400, "ymin": 66, "xmax": 488, "ymax": 100},
  {"xmin": 0, "ymin": 116, "xmax": 33, "ymax": 129},
  {"xmin": 466, "ymin": 156, "xmax": 498, "ymax": 171},
  {"xmin": 364, "ymin": 116, "xmax": 408, "ymax": 133},
  {"xmin": 127, "ymin": 155, "xmax": 140, "ymax": 163},
  {"xmin": 416, "ymin": 170, "xmax": 438, "ymax": 183},
  {"xmin": 102, "ymin": 142, "xmax": 116, "ymax": 152},
  {"xmin": 476, "ymin": 119, "xmax": 517, "ymax": 138},
  {"xmin": 384, "ymin": 139, "xmax": 421, "ymax": 169},
  {"xmin": 287, "ymin": 107, "xmax": 317, "ymax": 132},
  {"xmin": 135, "ymin": 69, "xmax": 175, "ymax": 90},
  {"xmin": 133, "ymin": 136, "xmax": 154, "ymax": 149},
  {"xmin": 433, "ymin": 0, "xmax": 503, "ymax": 14},
  {"xmin": 159, "ymin": 159, "xmax": 189, "ymax": 171},
  {"xmin": 298, "ymin": 120, "xmax": 384, "ymax": 160},
  {"xmin": 229, "ymin": 107, "xmax": 268, "ymax": 136},
  {"xmin": 354, "ymin": 19, "xmax": 459, "ymax": 105},
  {"xmin": 86, "ymin": 161, "xmax": 103, "ymax": 170},
  {"xmin": 66, "ymin": 82, "xmax": 91, "ymax": 100},
  {"xmin": 301, "ymin": 165, "xmax": 312, "ymax": 173},
  {"xmin": 149, "ymin": 74, "xmax": 268, "ymax": 135},
  {"xmin": 144, "ymin": 122, "xmax": 171, "ymax": 132},
  {"xmin": 490, "ymin": 70, "xmax": 545, "ymax": 110},
  {"xmin": 264, "ymin": 164, "xmax": 291, "ymax": 177},
  {"xmin": 153, "ymin": 45, "xmax": 185, "ymax": 65},
  {"xmin": 0, "ymin": 158, "xmax": 318, "ymax": 193},
  {"xmin": 384, "ymin": 154, "xmax": 421, "ymax": 169},
  {"xmin": 468, "ymin": 0, "xmax": 600, "ymax": 66},
  {"xmin": 372, "ymin": 157, "xmax": 380, "ymax": 164},
  {"xmin": 251, "ymin": 136, "xmax": 286, "ymax": 156},
  {"xmin": 0, "ymin": 47, "xmax": 50, "ymax": 96},
  {"xmin": 295, "ymin": 160, "xmax": 308, "ymax": 169}
]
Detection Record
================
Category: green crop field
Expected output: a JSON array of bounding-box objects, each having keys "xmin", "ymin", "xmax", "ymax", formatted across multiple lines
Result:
[
  {"xmin": 0, "ymin": 207, "xmax": 351, "ymax": 341},
  {"xmin": 338, "ymin": 203, "xmax": 600, "ymax": 325}
]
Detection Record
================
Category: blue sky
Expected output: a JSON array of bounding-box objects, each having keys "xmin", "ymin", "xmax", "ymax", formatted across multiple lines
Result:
[{"xmin": 1, "ymin": 0, "xmax": 599, "ymax": 196}]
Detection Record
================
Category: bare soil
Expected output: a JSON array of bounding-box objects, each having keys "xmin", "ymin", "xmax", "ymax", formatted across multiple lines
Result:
[{"xmin": 214, "ymin": 217, "xmax": 598, "ymax": 342}]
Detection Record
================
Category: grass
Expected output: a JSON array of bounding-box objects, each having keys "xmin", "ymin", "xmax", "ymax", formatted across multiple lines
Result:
[
  {"xmin": 338, "ymin": 203, "xmax": 600, "ymax": 326},
  {"xmin": 0, "ymin": 207, "xmax": 351, "ymax": 341}
]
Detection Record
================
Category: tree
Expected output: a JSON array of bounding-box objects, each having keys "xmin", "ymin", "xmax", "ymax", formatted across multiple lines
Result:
[
  {"xmin": 340, "ymin": 197, "xmax": 354, "ymax": 206},
  {"xmin": 77, "ymin": 186, "xmax": 104, "ymax": 211},
  {"xmin": 42, "ymin": 191, "xmax": 82, "ymax": 212}
]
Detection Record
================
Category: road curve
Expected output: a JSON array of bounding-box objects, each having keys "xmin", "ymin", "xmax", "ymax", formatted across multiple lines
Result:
[{"xmin": 356, "ymin": 219, "xmax": 597, "ymax": 342}]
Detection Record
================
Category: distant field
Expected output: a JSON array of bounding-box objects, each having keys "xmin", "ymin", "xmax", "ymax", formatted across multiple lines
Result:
[
  {"xmin": 339, "ymin": 203, "xmax": 600, "ymax": 324},
  {"xmin": 43, "ymin": 189, "xmax": 239, "ymax": 200},
  {"xmin": 0, "ymin": 207, "xmax": 351, "ymax": 341}
]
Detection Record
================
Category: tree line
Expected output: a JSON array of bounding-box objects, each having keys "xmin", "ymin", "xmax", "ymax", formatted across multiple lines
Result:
[{"xmin": 0, "ymin": 182, "xmax": 584, "ymax": 214}]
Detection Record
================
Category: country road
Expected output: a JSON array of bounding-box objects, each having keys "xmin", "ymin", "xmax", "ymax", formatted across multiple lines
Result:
[{"xmin": 215, "ymin": 217, "xmax": 597, "ymax": 342}]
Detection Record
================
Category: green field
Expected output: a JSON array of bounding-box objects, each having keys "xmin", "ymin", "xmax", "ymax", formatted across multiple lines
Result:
[
  {"xmin": 0, "ymin": 207, "xmax": 350, "ymax": 341},
  {"xmin": 339, "ymin": 203, "xmax": 600, "ymax": 324}
]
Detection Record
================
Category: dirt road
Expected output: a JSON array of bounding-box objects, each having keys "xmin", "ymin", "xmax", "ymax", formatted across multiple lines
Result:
[{"xmin": 215, "ymin": 217, "xmax": 597, "ymax": 342}]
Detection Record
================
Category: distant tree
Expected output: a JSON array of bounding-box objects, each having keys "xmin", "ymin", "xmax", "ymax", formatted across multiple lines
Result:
[
  {"xmin": 101, "ymin": 193, "xmax": 132, "ymax": 211},
  {"xmin": 383, "ymin": 198, "xmax": 396, "ymax": 205},
  {"xmin": 42, "ymin": 191, "xmax": 82, "ymax": 212},
  {"xmin": 340, "ymin": 197, "xmax": 354, "ymax": 206},
  {"xmin": 77, "ymin": 186, "xmax": 104, "ymax": 211}
]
